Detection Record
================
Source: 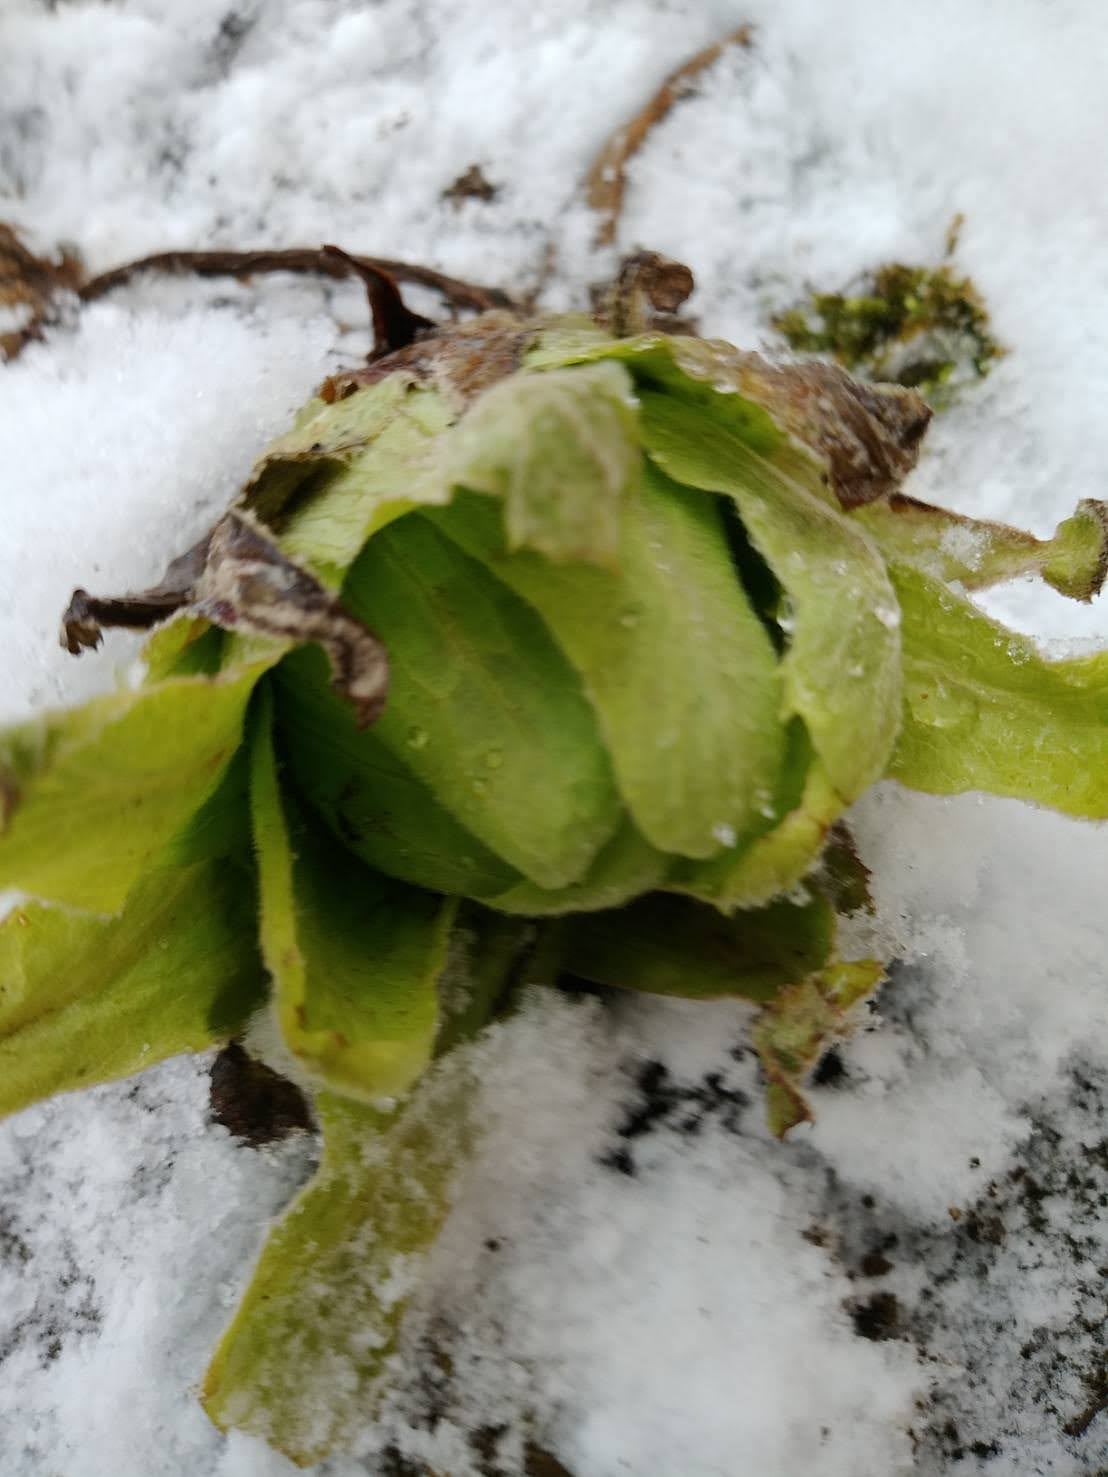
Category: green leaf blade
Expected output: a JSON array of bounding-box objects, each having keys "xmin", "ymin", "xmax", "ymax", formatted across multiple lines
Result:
[
  {"xmin": 202, "ymin": 1084, "xmax": 469, "ymax": 1464},
  {"xmin": 638, "ymin": 391, "xmax": 903, "ymax": 805},
  {"xmin": 276, "ymin": 387, "xmax": 456, "ymax": 587},
  {"xmin": 341, "ymin": 513, "xmax": 622, "ymax": 889},
  {"xmin": 275, "ymin": 644, "xmax": 522, "ymax": 899},
  {"xmin": 201, "ymin": 906, "xmax": 524, "ymax": 1464},
  {"xmin": 0, "ymin": 663, "xmax": 265, "ymax": 913},
  {"xmin": 0, "ymin": 858, "xmax": 265, "ymax": 1119},
  {"xmin": 561, "ymin": 890, "xmax": 836, "ymax": 1004},
  {"xmin": 429, "ymin": 469, "xmax": 785, "ymax": 861},
  {"xmin": 447, "ymin": 359, "xmax": 641, "ymax": 567},
  {"xmin": 887, "ymin": 561, "xmax": 1108, "ymax": 817},
  {"xmin": 248, "ymin": 690, "xmax": 456, "ymax": 1102}
]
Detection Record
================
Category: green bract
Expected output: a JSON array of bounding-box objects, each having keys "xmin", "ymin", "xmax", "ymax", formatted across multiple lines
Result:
[{"xmin": 3, "ymin": 262, "xmax": 1107, "ymax": 1465}]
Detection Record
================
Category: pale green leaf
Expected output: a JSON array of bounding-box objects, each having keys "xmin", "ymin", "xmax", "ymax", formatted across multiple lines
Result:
[
  {"xmin": 488, "ymin": 816, "xmax": 669, "ymax": 916},
  {"xmin": 669, "ymin": 729, "xmax": 845, "ymax": 910},
  {"xmin": 276, "ymin": 388, "xmax": 455, "ymax": 588},
  {"xmin": 249, "ymin": 692, "xmax": 456, "ymax": 1102},
  {"xmin": 241, "ymin": 373, "xmax": 417, "ymax": 525},
  {"xmin": 340, "ymin": 513, "xmax": 622, "ymax": 889},
  {"xmin": 526, "ymin": 326, "xmax": 929, "ymax": 508},
  {"xmin": 0, "ymin": 663, "xmax": 265, "ymax": 913},
  {"xmin": 524, "ymin": 327, "xmax": 827, "ymax": 494},
  {"xmin": 275, "ymin": 644, "xmax": 522, "ymax": 899},
  {"xmin": 429, "ymin": 470, "xmax": 785, "ymax": 860},
  {"xmin": 446, "ymin": 359, "xmax": 640, "ymax": 566},
  {"xmin": 887, "ymin": 561, "xmax": 1108, "ymax": 817},
  {"xmin": 639, "ymin": 391, "xmax": 902, "ymax": 803},
  {"xmin": 201, "ymin": 910, "xmax": 524, "ymax": 1464},
  {"xmin": 202, "ymin": 1083, "xmax": 469, "ymax": 1464},
  {"xmin": 0, "ymin": 858, "xmax": 264, "ymax": 1119},
  {"xmin": 853, "ymin": 495, "xmax": 1108, "ymax": 602}
]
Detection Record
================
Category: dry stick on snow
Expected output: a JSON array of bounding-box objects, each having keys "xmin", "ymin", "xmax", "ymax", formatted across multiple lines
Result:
[
  {"xmin": 78, "ymin": 246, "xmax": 515, "ymax": 315},
  {"xmin": 0, "ymin": 235, "xmax": 517, "ymax": 361},
  {"xmin": 585, "ymin": 25, "xmax": 753, "ymax": 247}
]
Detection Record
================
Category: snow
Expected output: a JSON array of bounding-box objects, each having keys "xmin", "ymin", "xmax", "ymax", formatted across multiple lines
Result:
[{"xmin": 1, "ymin": 1, "xmax": 1107, "ymax": 1474}]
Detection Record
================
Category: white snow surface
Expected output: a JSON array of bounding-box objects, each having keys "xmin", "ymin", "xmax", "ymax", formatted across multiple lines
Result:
[{"xmin": 1, "ymin": 1, "xmax": 1106, "ymax": 1474}]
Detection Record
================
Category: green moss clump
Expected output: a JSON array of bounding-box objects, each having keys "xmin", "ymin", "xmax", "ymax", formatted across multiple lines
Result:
[{"xmin": 773, "ymin": 262, "xmax": 1002, "ymax": 405}]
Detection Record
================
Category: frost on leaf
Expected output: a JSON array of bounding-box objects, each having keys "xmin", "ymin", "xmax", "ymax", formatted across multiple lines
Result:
[{"xmin": 854, "ymin": 493, "xmax": 1108, "ymax": 602}]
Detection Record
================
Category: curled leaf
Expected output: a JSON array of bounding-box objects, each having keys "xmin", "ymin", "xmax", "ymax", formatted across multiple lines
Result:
[
  {"xmin": 60, "ymin": 510, "xmax": 389, "ymax": 728},
  {"xmin": 339, "ymin": 513, "xmax": 622, "ymax": 889},
  {"xmin": 275, "ymin": 643, "xmax": 522, "ymax": 899},
  {"xmin": 445, "ymin": 359, "xmax": 641, "ymax": 567},
  {"xmin": 195, "ymin": 512, "xmax": 390, "ymax": 728},
  {"xmin": 271, "ymin": 387, "xmax": 455, "ymax": 586},
  {"xmin": 639, "ymin": 391, "xmax": 903, "ymax": 804},
  {"xmin": 431, "ymin": 471, "xmax": 785, "ymax": 862},
  {"xmin": 753, "ymin": 959, "xmax": 884, "ymax": 1137},
  {"xmin": 526, "ymin": 329, "xmax": 932, "ymax": 509},
  {"xmin": 61, "ymin": 536, "xmax": 211, "ymax": 655}
]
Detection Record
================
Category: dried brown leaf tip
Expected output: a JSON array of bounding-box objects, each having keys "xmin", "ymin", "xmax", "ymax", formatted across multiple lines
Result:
[
  {"xmin": 61, "ymin": 511, "xmax": 389, "ymax": 728},
  {"xmin": 761, "ymin": 360, "xmax": 933, "ymax": 509},
  {"xmin": 61, "ymin": 538, "xmax": 212, "ymax": 655},
  {"xmin": 320, "ymin": 244, "xmax": 435, "ymax": 360},
  {"xmin": 197, "ymin": 512, "xmax": 390, "ymax": 727},
  {"xmin": 604, "ymin": 250, "xmax": 696, "ymax": 337},
  {"xmin": 0, "ymin": 223, "xmax": 84, "ymax": 360},
  {"xmin": 684, "ymin": 344, "xmax": 932, "ymax": 507},
  {"xmin": 323, "ymin": 310, "xmax": 532, "ymax": 405},
  {"xmin": 586, "ymin": 25, "xmax": 752, "ymax": 246},
  {"xmin": 442, "ymin": 164, "xmax": 498, "ymax": 206}
]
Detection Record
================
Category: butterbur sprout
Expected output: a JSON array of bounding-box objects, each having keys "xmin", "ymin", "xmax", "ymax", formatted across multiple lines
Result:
[{"xmin": 2, "ymin": 251, "xmax": 1107, "ymax": 1464}]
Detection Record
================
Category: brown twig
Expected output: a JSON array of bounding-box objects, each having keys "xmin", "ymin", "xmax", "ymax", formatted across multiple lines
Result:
[
  {"xmin": 586, "ymin": 25, "xmax": 753, "ymax": 247},
  {"xmin": 77, "ymin": 246, "xmax": 515, "ymax": 315},
  {"xmin": 1, "ymin": 237, "xmax": 517, "ymax": 362}
]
